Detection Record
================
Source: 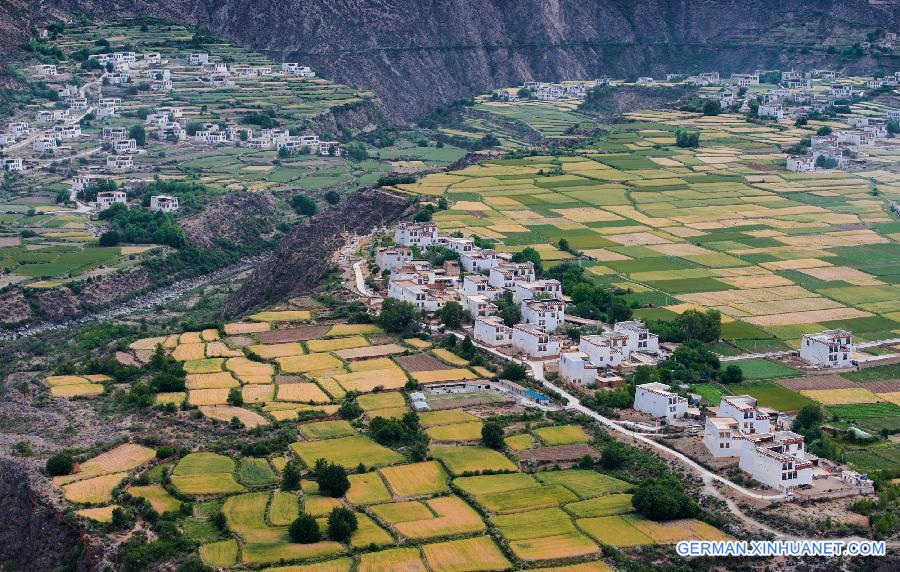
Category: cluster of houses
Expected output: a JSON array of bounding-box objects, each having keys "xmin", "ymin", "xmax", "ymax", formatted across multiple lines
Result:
[
  {"xmin": 69, "ymin": 175, "xmax": 178, "ymax": 213},
  {"xmin": 385, "ymin": 221, "xmax": 662, "ymax": 374},
  {"xmin": 788, "ymin": 113, "xmax": 895, "ymax": 172},
  {"xmin": 188, "ymin": 53, "xmax": 315, "ymax": 84}
]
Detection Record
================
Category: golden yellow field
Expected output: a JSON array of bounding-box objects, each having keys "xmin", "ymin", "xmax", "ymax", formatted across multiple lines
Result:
[
  {"xmin": 188, "ymin": 388, "xmax": 231, "ymax": 406},
  {"xmin": 185, "ymin": 372, "xmax": 240, "ymax": 390},
  {"xmin": 327, "ymin": 324, "xmax": 382, "ymax": 336},
  {"xmin": 422, "ymin": 536, "xmax": 510, "ymax": 572},
  {"xmin": 172, "ymin": 343, "xmax": 207, "ymax": 361},
  {"xmin": 413, "ymin": 368, "xmax": 478, "ymax": 383},
  {"xmin": 223, "ymin": 322, "xmax": 270, "ymax": 335},
  {"xmin": 62, "ymin": 472, "xmax": 128, "ymax": 503},
  {"xmin": 198, "ymin": 405, "xmax": 269, "ymax": 428},
  {"xmin": 277, "ymin": 353, "xmax": 343, "ymax": 373},
  {"xmin": 333, "ymin": 368, "xmax": 409, "ymax": 392},
  {"xmin": 75, "ymin": 505, "xmax": 120, "ymax": 522},
  {"xmin": 50, "ymin": 383, "xmax": 105, "ymax": 397},
  {"xmin": 248, "ymin": 343, "xmax": 306, "ymax": 359},
  {"xmin": 241, "ymin": 384, "xmax": 275, "ymax": 403},
  {"xmin": 307, "ymin": 336, "xmax": 369, "ymax": 353},
  {"xmin": 800, "ymin": 387, "xmax": 882, "ymax": 405},
  {"xmin": 205, "ymin": 341, "xmax": 243, "ymax": 358},
  {"xmin": 248, "ymin": 310, "xmax": 312, "ymax": 322},
  {"xmin": 431, "ymin": 349, "xmax": 470, "ymax": 366},
  {"xmin": 275, "ymin": 382, "xmax": 331, "ymax": 403}
]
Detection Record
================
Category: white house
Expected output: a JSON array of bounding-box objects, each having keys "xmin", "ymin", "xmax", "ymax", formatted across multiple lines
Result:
[
  {"xmin": 150, "ymin": 195, "xmax": 179, "ymax": 213},
  {"xmin": 634, "ymin": 382, "xmax": 688, "ymax": 420},
  {"xmin": 703, "ymin": 416, "xmax": 741, "ymax": 458},
  {"xmin": 800, "ymin": 329, "xmax": 853, "ymax": 368},
  {"xmin": 2, "ymin": 158, "xmax": 23, "ymax": 172},
  {"xmin": 719, "ymin": 395, "xmax": 772, "ymax": 435},
  {"xmin": 105, "ymin": 72, "xmax": 131, "ymax": 84},
  {"xmin": 488, "ymin": 262, "xmax": 535, "ymax": 290},
  {"xmin": 394, "ymin": 221, "xmax": 439, "ymax": 247},
  {"xmin": 520, "ymin": 298, "xmax": 565, "ymax": 332},
  {"xmin": 462, "ymin": 275, "xmax": 500, "ymax": 300},
  {"xmin": 103, "ymin": 127, "xmax": 128, "ymax": 141},
  {"xmin": 758, "ymin": 104, "xmax": 784, "ymax": 119},
  {"xmin": 96, "ymin": 190, "xmax": 127, "ymax": 210},
  {"xmin": 143, "ymin": 52, "xmax": 161, "ymax": 64},
  {"xmin": 387, "ymin": 280, "xmax": 448, "ymax": 313},
  {"xmin": 64, "ymin": 97, "xmax": 88, "ymax": 110},
  {"xmin": 147, "ymin": 69, "xmax": 171, "ymax": 81},
  {"xmin": 113, "ymin": 139, "xmax": 138, "ymax": 154},
  {"xmin": 0, "ymin": 133, "xmax": 14, "ymax": 147},
  {"xmin": 375, "ymin": 247, "xmax": 414, "ymax": 272},
  {"xmin": 463, "ymin": 293, "xmax": 496, "ymax": 318},
  {"xmin": 151, "ymin": 79, "xmax": 173, "ymax": 92},
  {"xmin": 33, "ymin": 136, "xmax": 58, "ymax": 153},
  {"xmin": 614, "ymin": 320, "xmax": 659, "ymax": 355},
  {"xmin": 445, "ymin": 237, "xmax": 476, "ymax": 255},
  {"xmin": 189, "ymin": 53, "xmax": 209, "ymax": 65},
  {"xmin": 732, "ymin": 73, "xmax": 759, "ymax": 86},
  {"xmin": 8, "ymin": 123, "xmax": 29, "ymax": 136},
  {"xmin": 459, "ymin": 249, "xmax": 501, "ymax": 273},
  {"xmin": 578, "ymin": 333, "xmax": 627, "ymax": 369},
  {"xmin": 514, "ymin": 279, "xmax": 562, "ymax": 303},
  {"xmin": 559, "ymin": 352, "xmax": 600, "ymax": 386},
  {"xmin": 318, "ymin": 141, "xmax": 341, "ymax": 156},
  {"xmin": 830, "ymin": 84, "xmax": 853, "ymax": 97},
  {"xmin": 53, "ymin": 124, "xmax": 82, "ymax": 140},
  {"xmin": 33, "ymin": 64, "xmax": 57, "ymax": 76},
  {"xmin": 738, "ymin": 433, "xmax": 813, "ymax": 492},
  {"xmin": 36, "ymin": 109, "xmax": 69, "ymax": 123},
  {"xmin": 106, "ymin": 154, "xmax": 133, "ymax": 172},
  {"xmin": 473, "ymin": 316, "xmax": 513, "ymax": 347},
  {"xmin": 511, "ymin": 324, "xmax": 560, "ymax": 359},
  {"xmin": 786, "ymin": 155, "xmax": 815, "ymax": 172},
  {"xmin": 71, "ymin": 175, "xmax": 111, "ymax": 193},
  {"xmin": 201, "ymin": 62, "xmax": 228, "ymax": 75}
]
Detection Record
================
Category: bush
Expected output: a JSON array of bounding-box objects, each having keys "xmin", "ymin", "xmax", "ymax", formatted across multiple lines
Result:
[
  {"xmin": 227, "ymin": 388, "xmax": 243, "ymax": 406},
  {"xmin": 482, "ymin": 421, "xmax": 505, "ymax": 450},
  {"xmin": 600, "ymin": 444, "xmax": 625, "ymax": 469},
  {"xmin": 314, "ymin": 459, "xmax": 350, "ymax": 497},
  {"xmin": 632, "ymin": 478, "xmax": 699, "ymax": 521},
  {"xmin": 326, "ymin": 507, "xmax": 358, "ymax": 542},
  {"xmin": 720, "ymin": 364, "xmax": 744, "ymax": 384},
  {"xmin": 437, "ymin": 300, "xmax": 465, "ymax": 329},
  {"xmin": 377, "ymin": 298, "xmax": 419, "ymax": 334},
  {"xmin": 290, "ymin": 195, "xmax": 317, "ymax": 216},
  {"xmin": 324, "ymin": 190, "xmax": 340, "ymax": 205},
  {"xmin": 156, "ymin": 446, "xmax": 175, "ymax": 459},
  {"xmin": 46, "ymin": 453, "xmax": 74, "ymax": 476},
  {"xmin": 500, "ymin": 362, "xmax": 527, "ymax": 381},
  {"xmin": 289, "ymin": 513, "xmax": 320, "ymax": 543},
  {"xmin": 99, "ymin": 230, "xmax": 121, "ymax": 246},
  {"xmin": 281, "ymin": 459, "xmax": 301, "ymax": 490},
  {"xmin": 675, "ymin": 129, "xmax": 700, "ymax": 148}
]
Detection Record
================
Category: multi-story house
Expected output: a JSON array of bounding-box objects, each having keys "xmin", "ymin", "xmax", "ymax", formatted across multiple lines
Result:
[
  {"xmin": 376, "ymin": 247, "xmax": 414, "ymax": 272},
  {"xmin": 473, "ymin": 316, "xmax": 513, "ymax": 347},
  {"xmin": 511, "ymin": 324, "xmax": 560, "ymax": 359},
  {"xmin": 634, "ymin": 382, "xmax": 688, "ymax": 420},
  {"xmin": 520, "ymin": 298, "xmax": 565, "ymax": 332},
  {"xmin": 800, "ymin": 329, "xmax": 853, "ymax": 368},
  {"xmin": 150, "ymin": 195, "xmax": 179, "ymax": 213}
]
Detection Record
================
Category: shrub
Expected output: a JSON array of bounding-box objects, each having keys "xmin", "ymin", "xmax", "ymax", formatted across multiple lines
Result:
[
  {"xmin": 482, "ymin": 421, "xmax": 505, "ymax": 450},
  {"xmin": 326, "ymin": 507, "xmax": 358, "ymax": 542},
  {"xmin": 156, "ymin": 446, "xmax": 175, "ymax": 459},
  {"xmin": 720, "ymin": 364, "xmax": 744, "ymax": 384},
  {"xmin": 314, "ymin": 459, "xmax": 350, "ymax": 497},
  {"xmin": 500, "ymin": 362, "xmax": 527, "ymax": 381},
  {"xmin": 227, "ymin": 388, "xmax": 243, "ymax": 406},
  {"xmin": 632, "ymin": 478, "xmax": 699, "ymax": 521},
  {"xmin": 99, "ymin": 230, "xmax": 121, "ymax": 246},
  {"xmin": 290, "ymin": 195, "xmax": 317, "ymax": 216},
  {"xmin": 281, "ymin": 459, "xmax": 301, "ymax": 490},
  {"xmin": 46, "ymin": 453, "xmax": 74, "ymax": 476},
  {"xmin": 289, "ymin": 513, "xmax": 320, "ymax": 543}
]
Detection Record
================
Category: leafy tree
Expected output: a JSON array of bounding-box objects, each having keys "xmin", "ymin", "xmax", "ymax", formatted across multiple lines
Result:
[
  {"xmin": 590, "ymin": 387, "xmax": 633, "ymax": 409},
  {"xmin": 326, "ymin": 507, "xmax": 358, "ymax": 542},
  {"xmin": 289, "ymin": 513, "xmax": 320, "ymax": 543},
  {"xmin": 675, "ymin": 129, "xmax": 700, "ymax": 148},
  {"xmin": 500, "ymin": 362, "xmax": 527, "ymax": 381},
  {"xmin": 111, "ymin": 507, "xmax": 131, "ymax": 529},
  {"xmin": 314, "ymin": 459, "xmax": 351, "ymax": 497},
  {"xmin": 344, "ymin": 142, "xmax": 368, "ymax": 161},
  {"xmin": 413, "ymin": 208, "xmax": 433, "ymax": 222},
  {"xmin": 457, "ymin": 335, "xmax": 476, "ymax": 360},
  {"xmin": 338, "ymin": 396, "xmax": 362, "ymax": 420},
  {"xmin": 817, "ymin": 125, "xmax": 833, "ymax": 136},
  {"xmin": 324, "ymin": 190, "xmax": 340, "ymax": 205},
  {"xmin": 437, "ymin": 301, "xmax": 465, "ymax": 329},
  {"xmin": 511, "ymin": 246, "xmax": 542, "ymax": 276},
  {"xmin": 128, "ymin": 124, "xmax": 146, "ymax": 147},
  {"xmin": 46, "ymin": 453, "xmax": 74, "ymax": 476},
  {"xmin": 793, "ymin": 404, "xmax": 823, "ymax": 440},
  {"xmin": 887, "ymin": 120, "xmax": 900, "ymax": 135},
  {"xmin": 816, "ymin": 155, "xmax": 838, "ymax": 169},
  {"xmin": 632, "ymin": 478, "xmax": 699, "ymax": 521},
  {"xmin": 601, "ymin": 444, "xmax": 625, "ymax": 469},
  {"xmin": 156, "ymin": 446, "xmax": 175, "ymax": 459},
  {"xmin": 676, "ymin": 309, "xmax": 721, "ymax": 343},
  {"xmin": 281, "ymin": 460, "xmax": 301, "ymax": 490},
  {"xmin": 99, "ymin": 229, "xmax": 121, "ymax": 246},
  {"xmin": 517, "ymin": 87, "xmax": 531, "ymax": 98},
  {"xmin": 720, "ymin": 364, "xmax": 744, "ymax": 384},
  {"xmin": 227, "ymin": 388, "xmax": 243, "ymax": 406},
  {"xmin": 482, "ymin": 421, "xmax": 505, "ymax": 450},
  {"xmin": 702, "ymin": 99, "xmax": 721, "ymax": 116},
  {"xmin": 377, "ymin": 298, "xmax": 419, "ymax": 334},
  {"xmin": 290, "ymin": 195, "xmax": 317, "ymax": 216}
]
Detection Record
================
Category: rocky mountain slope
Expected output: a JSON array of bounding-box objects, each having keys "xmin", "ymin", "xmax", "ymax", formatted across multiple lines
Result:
[{"xmin": 12, "ymin": 0, "xmax": 899, "ymax": 119}]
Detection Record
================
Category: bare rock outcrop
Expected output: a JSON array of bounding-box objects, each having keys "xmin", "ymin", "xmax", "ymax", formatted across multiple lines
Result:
[
  {"xmin": 224, "ymin": 188, "xmax": 414, "ymax": 316},
  {"xmin": 181, "ymin": 192, "xmax": 277, "ymax": 250}
]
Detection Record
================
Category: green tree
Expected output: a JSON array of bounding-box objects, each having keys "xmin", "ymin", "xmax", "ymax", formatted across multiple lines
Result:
[
  {"xmin": 324, "ymin": 190, "xmax": 340, "ymax": 205},
  {"xmin": 289, "ymin": 513, "xmax": 320, "ymax": 543},
  {"xmin": 632, "ymin": 478, "xmax": 699, "ymax": 521},
  {"xmin": 227, "ymin": 388, "xmax": 243, "ymax": 406},
  {"xmin": 675, "ymin": 129, "xmax": 700, "ymax": 148},
  {"xmin": 481, "ymin": 421, "xmax": 505, "ymax": 450},
  {"xmin": 281, "ymin": 460, "xmax": 301, "ymax": 490},
  {"xmin": 511, "ymin": 246, "xmax": 543, "ymax": 276},
  {"xmin": 600, "ymin": 444, "xmax": 625, "ymax": 469},
  {"xmin": 344, "ymin": 142, "xmax": 368, "ymax": 161},
  {"xmin": 326, "ymin": 507, "xmax": 358, "ymax": 542},
  {"xmin": 437, "ymin": 300, "xmax": 465, "ymax": 329},
  {"xmin": 377, "ymin": 298, "xmax": 419, "ymax": 334},
  {"xmin": 128, "ymin": 124, "xmax": 146, "ymax": 147},
  {"xmin": 720, "ymin": 364, "xmax": 744, "ymax": 384},
  {"xmin": 290, "ymin": 195, "xmax": 317, "ymax": 216},
  {"xmin": 314, "ymin": 459, "xmax": 351, "ymax": 497},
  {"xmin": 46, "ymin": 453, "xmax": 74, "ymax": 476},
  {"xmin": 500, "ymin": 362, "xmax": 527, "ymax": 381},
  {"xmin": 702, "ymin": 99, "xmax": 721, "ymax": 116},
  {"xmin": 817, "ymin": 125, "xmax": 833, "ymax": 136},
  {"xmin": 676, "ymin": 309, "xmax": 721, "ymax": 342},
  {"xmin": 99, "ymin": 229, "xmax": 121, "ymax": 246}
]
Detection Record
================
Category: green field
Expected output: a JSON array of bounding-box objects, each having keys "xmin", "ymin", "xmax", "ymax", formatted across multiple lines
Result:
[
  {"xmin": 727, "ymin": 380, "xmax": 813, "ymax": 411},
  {"xmin": 844, "ymin": 363, "xmax": 900, "ymax": 383},
  {"xmin": 291, "ymin": 435, "xmax": 404, "ymax": 468},
  {"xmin": 730, "ymin": 358, "xmax": 798, "ymax": 381}
]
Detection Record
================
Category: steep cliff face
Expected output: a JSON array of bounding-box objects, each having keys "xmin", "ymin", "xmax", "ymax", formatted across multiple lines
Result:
[
  {"xmin": 0, "ymin": 459, "xmax": 96, "ymax": 571},
  {"xmin": 224, "ymin": 188, "xmax": 414, "ymax": 316},
  {"xmin": 26, "ymin": 0, "xmax": 900, "ymax": 119}
]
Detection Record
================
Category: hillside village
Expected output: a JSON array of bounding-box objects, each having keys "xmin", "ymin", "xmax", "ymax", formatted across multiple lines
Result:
[{"xmin": 1, "ymin": 14, "xmax": 900, "ymax": 572}]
